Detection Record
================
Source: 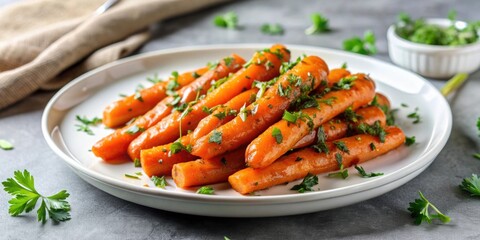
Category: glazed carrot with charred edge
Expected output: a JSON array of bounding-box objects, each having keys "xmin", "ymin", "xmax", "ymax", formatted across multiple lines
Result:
[
  {"xmin": 172, "ymin": 106, "xmax": 386, "ymax": 188},
  {"xmin": 140, "ymin": 89, "xmax": 258, "ymax": 177},
  {"xmin": 246, "ymin": 73, "xmax": 376, "ymax": 169},
  {"xmin": 191, "ymin": 55, "xmax": 329, "ymax": 159},
  {"xmin": 293, "ymin": 106, "xmax": 386, "ymax": 149},
  {"xmin": 128, "ymin": 44, "xmax": 291, "ymax": 160},
  {"xmin": 172, "ymin": 147, "xmax": 247, "ymax": 188},
  {"xmin": 103, "ymin": 67, "xmax": 209, "ymax": 128},
  {"xmin": 92, "ymin": 54, "xmax": 245, "ymax": 163},
  {"xmin": 229, "ymin": 126, "xmax": 406, "ymax": 194}
]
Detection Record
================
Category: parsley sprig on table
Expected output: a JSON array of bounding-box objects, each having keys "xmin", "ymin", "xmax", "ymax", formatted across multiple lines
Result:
[
  {"xmin": 343, "ymin": 30, "xmax": 377, "ymax": 55},
  {"xmin": 261, "ymin": 23, "xmax": 284, "ymax": 35},
  {"xmin": 2, "ymin": 170, "xmax": 71, "ymax": 223},
  {"xmin": 459, "ymin": 174, "xmax": 480, "ymax": 197},
  {"xmin": 213, "ymin": 12, "xmax": 239, "ymax": 29},
  {"xmin": 305, "ymin": 13, "xmax": 330, "ymax": 34},
  {"xmin": 408, "ymin": 191, "xmax": 451, "ymax": 225}
]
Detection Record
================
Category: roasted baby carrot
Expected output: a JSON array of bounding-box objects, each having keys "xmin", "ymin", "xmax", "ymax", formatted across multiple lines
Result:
[
  {"xmin": 92, "ymin": 54, "xmax": 245, "ymax": 163},
  {"xmin": 293, "ymin": 106, "xmax": 386, "ymax": 149},
  {"xmin": 191, "ymin": 55, "xmax": 329, "ymax": 159},
  {"xmin": 140, "ymin": 89, "xmax": 258, "ymax": 177},
  {"xmin": 229, "ymin": 126, "xmax": 406, "ymax": 194},
  {"xmin": 102, "ymin": 67, "xmax": 209, "ymax": 128},
  {"xmin": 128, "ymin": 44, "xmax": 291, "ymax": 160},
  {"xmin": 172, "ymin": 147, "xmax": 247, "ymax": 188},
  {"xmin": 245, "ymin": 73, "xmax": 376, "ymax": 169}
]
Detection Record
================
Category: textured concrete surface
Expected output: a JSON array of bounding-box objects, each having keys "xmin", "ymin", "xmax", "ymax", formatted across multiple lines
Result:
[{"xmin": 1, "ymin": 0, "xmax": 480, "ymax": 239}]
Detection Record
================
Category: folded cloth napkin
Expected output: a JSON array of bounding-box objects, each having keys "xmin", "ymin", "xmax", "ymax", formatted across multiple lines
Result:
[{"xmin": 0, "ymin": 0, "xmax": 226, "ymax": 110}]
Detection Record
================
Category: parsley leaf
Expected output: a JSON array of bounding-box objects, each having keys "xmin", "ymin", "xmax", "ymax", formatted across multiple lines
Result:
[
  {"xmin": 407, "ymin": 107, "xmax": 421, "ymax": 124},
  {"xmin": 290, "ymin": 173, "xmax": 318, "ymax": 193},
  {"xmin": 305, "ymin": 13, "xmax": 330, "ymax": 35},
  {"xmin": 459, "ymin": 174, "xmax": 480, "ymax": 197},
  {"xmin": 169, "ymin": 141, "xmax": 192, "ymax": 155},
  {"xmin": 261, "ymin": 23, "xmax": 284, "ymax": 35},
  {"xmin": 213, "ymin": 12, "xmax": 238, "ymax": 29},
  {"xmin": 151, "ymin": 176, "xmax": 167, "ymax": 189},
  {"xmin": 134, "ymin": 158, "xmax": 142, "ymax": 167},
  {"xmin": 197, "ymin": 186, "xmax": 214, "ymax": 195},
  {"xmin": 312, "ymin": 126, "xmax": 329, "ymax": 153},
  {"xmin": 334, "ymin": 141, "xmax": 350, "ymax": 154},
  {"xmin": 2, "ymin": 170, "xmax": 71, "ymax": 223},
  {"xmin": 282, "ymin": 110, "xmax": 298, "ymax": 123},
  {"xmin": 405, "ymin": 136, "xmax": 416, "ymax": 146},
  {"xmin": 125, "ymin": 125, "xmax": 145, "ymax": 135},
  {"xmin": 354, "ymin": 165, "xmax": 384, "ymax": 178},
  {"xmin": 327, "ymin": 153, "xmax": 349, "ymax": 179},
  {"xmin": 0, "ymin": 139, "xmax": 14, "ymax": 150},
  {"xmin": 75, "ymin": 115, "xmax": 102, "ymax": 135},
  {"xmin": 343, "ymin": 30, "xmax": 377, "ymax": 55},
  {"xmin": 408, "ymin": 191, "xmax": 451, "ymax": 225},
  {"xmin": 209, "ymin": 130, "xmax": 222, "ymax": 144},
  {"xmin": 271, "ymin": 127, "xmax": 283, "ymax": 144}
]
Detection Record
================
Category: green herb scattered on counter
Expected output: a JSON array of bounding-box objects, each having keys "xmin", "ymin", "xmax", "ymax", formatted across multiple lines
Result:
[
  {"xmin": 151, "ymin": 176, "xmax": 167, "ymax": 189},
  {"xmin": 343, "ymin": 30, "xmax": 377, "ymax": 55},
  {"xmin": 0, "ymin": 139, "xmax": 14, "ymax": 150},
  {"xmin": 75, "ymin": 115, "xmax": 102, "ymax": 135},
  {"xmin": 261, "ymin": 23, "xmax": 284, "ymax": 35},
  {"xmin": 290, "ymin": 173, "xmax": 318, "ymax": 193},
  {"xmin": 213, "ymin": 12, "xmax": 239, "ymax": 29},
  {"xmin": 405, "ymin": 136, "xmax": 416, "ymax": 146},
  {"xmin": 197, "ymin": 186, "xmax": 215, "ymax": 195},
  {"xmin": 2, "ymin": 170, "xmax": 71, "ymax": 223},
  {"xmin": 355, "ymin": 165, "xmax": 384, "ymax": 178},
  {"xmin": 305, "ymin": 13, "xmax": 330, "ymax": 35},
  {"xmin": 395, "ymin": 10, "xmax": 480, "ymax": 46},
  {"xmin": 459, "ymin": 174, "xmax": 480, "ymax": 197},
  {"xmin": 408, "ymin": 191, "xmax": 451, "ymax": 225}
]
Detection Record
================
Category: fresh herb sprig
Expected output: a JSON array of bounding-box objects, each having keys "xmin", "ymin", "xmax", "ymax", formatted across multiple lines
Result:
[
  {"xmin": 343, "ymin": 30, "xmax": 377, "ymax": 55},
  {"xmin": 75, "ymin": 115, "xmax": 102, "ymax": 135},
  {"xmin": 213, "ymin": 12, "xmax": 239, "ymax": 29},
  {"xmin": 291, "ymin": 173, "xmax": 318, "ymax": 193},
  {"xmin": 408, "ymin": 191, "xmax": 451, "ymax": 225},
  {"xmin": 2, "ymin": 170, "xmax": 71, "ymax": 223},
  {"xmin": 197, "ymin": 186, "xmax": 215, "ymax": 195},
  {"xmin": 355, "ymin": 165, "xmax": 384, "ymax": 178},
  {"xmin": 459, "ymin": 174, "xmax": 480, "ymax": 197},
  {"xmin": 305, "ymin": 13, "xmax": 330, "ymax": 35},
  {"xmin": 261, "ymin": 23, "xmax": 284, "ymax": 35},
  {"xmin": 151, "ymin": 176, "xmax": 167, "ymax": 189}
]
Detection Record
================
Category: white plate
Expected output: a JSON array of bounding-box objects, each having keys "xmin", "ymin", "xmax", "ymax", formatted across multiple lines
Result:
[{"xmin": 42, "ymin": 44, "xmax": 451, "ymax": 217}]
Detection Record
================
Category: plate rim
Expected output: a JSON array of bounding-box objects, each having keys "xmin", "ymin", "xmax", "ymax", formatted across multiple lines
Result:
[{"xmin": 41, "ymin": 43, "xmax": 452, "ymax": 203}]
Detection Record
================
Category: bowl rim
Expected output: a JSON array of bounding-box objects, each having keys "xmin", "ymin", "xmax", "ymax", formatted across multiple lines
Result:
[{"xmin": 387, "ymin": 18, "xmax": 480, "ymax": 52}]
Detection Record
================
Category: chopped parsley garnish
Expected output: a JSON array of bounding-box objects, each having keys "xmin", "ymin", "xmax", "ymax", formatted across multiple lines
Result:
[
  {"xmin": 166, "ymin": 72, "xmax": 180, "ymax": 91},
  {"xmin": 169, "ymin": 141, "xmax": 191, "ymax": 155},
  {"xmin": 213, "ymin": 111, "xmax": 226, "ymax": 120},
  {"xmin": 202, "ymin": 106, "xmax": 213, "ymax": 114},
  {"xmin": 280, "ymin": 56, "xmax": 303, "ymax": 74},
  {"xmin": 261, "ymin": 23, "xmax": 284, "ymax": 35},
  {"xmin": 282, "ymin": 110, "xmax": 298, "ymax": 123},
  {"xmin": 305, "ymin": 13, "xmax": 330, "ymax": 35},
  {"xmin": 341, "ymin": 62, "xmax": 348, "ymax": 69},
  {"xmin": 333, "ymin": 141, "xmax": 350, "ymax": 154},
  {"xmin": 134, "ymin": 91, "xmax": 143, "ymax": 102},
  {"xmin": 408, "ymin": 191, "xmax": 451, "ymax": 225},
  {"xmin": 401, "ymin": 103, "xmax": 409, "ymax": 108},
  {"xmin": 369, "ymin": 142, "xmax": 376, "ymax": 151},
  {"xmin": 75, "ymin": 115, "xmax": 102, "ymax": 135},
  {"xmin": 192, "ymin": 71, "xmax": 201, "ymax": 78},
  {"xmin": 151, "ymin": 176, "xmax": 167, "ymax": 189},
  {"xmin": 405, "ymin": 136, "xmax": 416, "ymax": 146},
  {"xmin": 209, "ymin": 130, "xmax": 222, "ymax": 144},
  {"xmin": 125, "ymin": 125, "xmax": 145, "ymax": 135},
  {"xmin": 213, "ymin": 12, "xmax": 239, "ymax": 29},
  {"xmin": 313, "ymin": 126, "xmax": 329, "ymax": 153},
  {"xmin": 343, "ymin": 106, "xmax": 361, "ymax": 123},
  {"xmin": 0, "ymin": 139, "xmax": 14, "ymax": 150},
  {"xmin": 125, "ymin": 173, "xmax": 140, "ymax": 180},
  {"xmin": 134, "ymin": 158, "xmax": 142, "ymax": 167},
  {"xmin": 197, "ymin": 186, "xmax": 215, "ymax": 195},
  {"xmin": 356, "ymin": 121, "xmax": 387, "ymax": 143},
  {"xmin": 2, "ymin": 170, "xmax": 71, "ymax": 223},
  {"xmin": 355, "ymin": 165, "xmax": 384, "ymax": 178},
  {"xmin": 239, "ymin": 103, "xmax": 249, "ymax": 122},
  {"xmin": 407, "ymin": 108, "xmax": 421, "ymax": 124},
  {"xmin": 332, "ymin": 76, "xmax": 357, "ymax": 90},
  {"xmin": 459, "ymin": 174, "xmax": 480, "ymax": 197},
  {"xmin": 290, "ymin": 173, "xmax": 318, "ymax": 193},
  {"xmin": 327, "ymin": 153, "xmax": 349, "ymax": 179},
  {"xmin": 271, "ymin": 127, "xmax": 283, "ymax": 144},
  {"xmin": 343, "ymin": 30, "xmax": 377, "ymax": 55},
  {"xmin": 147, "ymin": 73, "xmax": 162, "ymax": 84}
]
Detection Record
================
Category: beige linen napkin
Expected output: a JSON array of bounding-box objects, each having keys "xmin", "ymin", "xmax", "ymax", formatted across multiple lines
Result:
[{"xmin": 0, "ymin": 0, "xmax": 226, "ymax": 109}]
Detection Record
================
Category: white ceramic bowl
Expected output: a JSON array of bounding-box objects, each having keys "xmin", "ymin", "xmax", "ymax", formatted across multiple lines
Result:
[{"xmin": 387, "ymin": 18, "xmax": 480, "ymax": 78}]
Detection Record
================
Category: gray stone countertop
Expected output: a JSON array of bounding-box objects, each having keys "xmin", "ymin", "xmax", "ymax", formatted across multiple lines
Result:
[{"xmin": 1, "ymin": 0, "xmax": 480, "ymax": 239}]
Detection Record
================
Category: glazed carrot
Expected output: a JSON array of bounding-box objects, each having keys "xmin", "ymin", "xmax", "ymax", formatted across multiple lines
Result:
[
  {"xmin": 128, "ymin": 44, "xmax": 291, "ymax": 160},
  {"xmin": 293, "ymin": 106, "xmax": 386, "ymax": 149},
  {"xmin": 102, "ymin": 67, "xmax": 209, "ymax": 128},
  {"xmin": 92, "ymin": 54, "xmax": 245, "ymax": 163},
  {"xmin": 372, "ymin": 92, "xmax": 390, "ymax": 108},
  {"xmin": 140, "ymin": 89, "xmax": 258, "ymax": 177},
  {"xmin": 172, "ymin": 147, "xmax": 247, "ymax": 188},
  {"xmin": 229, "ymin": 126, "xmax": 406, "ymax": 194},
  {"xmin": 172, "ymin": 106, "xmax": 386, "ymax": 187},
  {"xmin": 191, "ymin": 55, "xmax": 329, "ymax": 159},
  {"xmin": 245, "ymin": 73, "xmax": 376, "ymax": 169}
]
